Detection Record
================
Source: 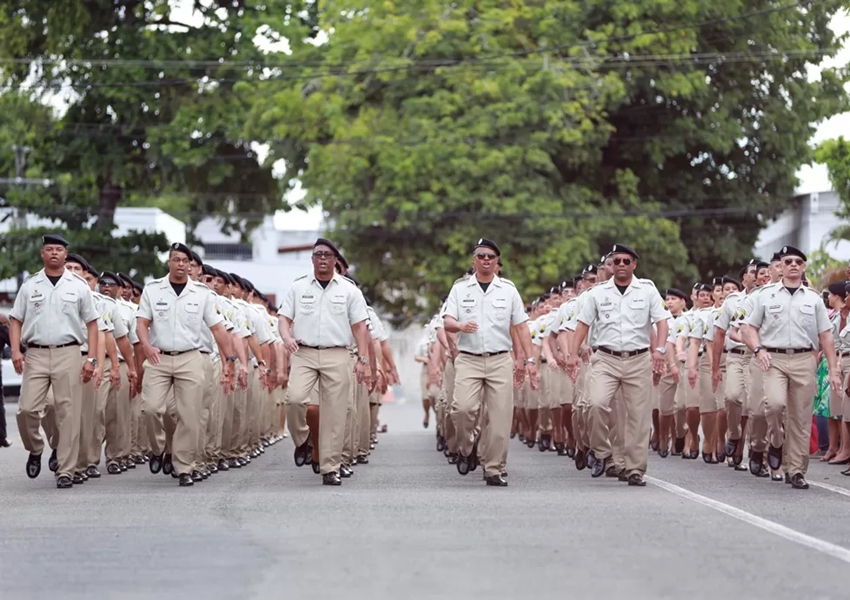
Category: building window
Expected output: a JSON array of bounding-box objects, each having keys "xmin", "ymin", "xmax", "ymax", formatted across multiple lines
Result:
[{"xmin": 203, "ymin": 243, "xmax": 253, "ymax": 261}]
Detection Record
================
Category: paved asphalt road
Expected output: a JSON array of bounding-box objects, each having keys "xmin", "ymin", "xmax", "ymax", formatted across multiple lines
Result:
[{"xmin": 1, "ymin": 398, "xmax": 848, "ymax": 600}]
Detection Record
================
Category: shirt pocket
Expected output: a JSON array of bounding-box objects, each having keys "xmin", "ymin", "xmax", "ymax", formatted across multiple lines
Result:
[
  {"xmin": 153, "ymin": 301, "xmax": 172, "ymax": 321},
  {"xmin": 489, "ymin": 297, "xmax": 510, "ymax": 323},
  {"xmin": 60, "ymin": 291, "xmax": 78, "ymax": 314},
  {"xmin": 330, "ymin": 295, "xmax": 347, "ymax": 316},
  {"xmin": 184, "ymin": 302, "xmax": 200, "ymax": 322}
]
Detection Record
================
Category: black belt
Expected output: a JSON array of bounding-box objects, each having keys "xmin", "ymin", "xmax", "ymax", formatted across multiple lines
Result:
[
  {"xmin": 160, "ymin": 349, "xmax": 199, "ymax": 356},
  {"xmin": 458, "ymin": 350, "xmax": 509, "ymax": 358},
  {"xmin": 763, "ymin": 347, "xmax": 811, "ymax": 356},
  {"xmin": 200, "ymin": 350, "xmax": 211, "ymax": 355},
  {"xmin": 27, "ymin": 342, "xmax": 79, "ymax": 350},
  {"xmin": 300, "ymin": 345, "xmax": 347, "ymax": 350},
  {"xmin": 81, "ymin": 351, "xmax": 88, "ymax": 356},
  {"xmin": 728, "ymin": 348, "xmax": 747, "ymax": 355},
  {"xmin": 841, "ymin": 351, "xmax": 850, "ymax": 358},
  {"xmin": 597, "ymin": 347, "xmax": 649, "ymax": 359}
]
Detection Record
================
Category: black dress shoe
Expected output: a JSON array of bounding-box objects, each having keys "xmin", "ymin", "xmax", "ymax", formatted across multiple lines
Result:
[
  {"xmin": 311, "ymin": 461, "xmax": 321, "ymax": 475},
  {"xmin": 200, "ymin": 468, "xmax": 209, "ymax": 480},
  {"xmin": 107, "ymin": 464, "xmax": 122, "ymax": 475},
  {"xmin": 456, "ymin": 455, "xmax": 471, "ymax": 476},
  {"xmin": 0, "ymin": 438, "xmax": 11, "ymax": 448},
  {"xmin": 357, "ymin": 455, "xmax": 369, "ymax": 465},
  {"xmin": 218, "ymin": 459, "xmax": 230, "ymax": 471},
  {"xmin": 566, "ymin": 447, "xmax": 576, "ymax": 459},
  {"xmin": 790, "ymin": 474, "xmax": 809, "ymax": 489},
  {"xmin": 650, "ymin": 440, "xmax": 659, "ymax": 452},
  {"xmin": 436, "ymin": 437, "xmax": 446, "ymax": 452},
  {"xmin": 228, "ymin": 458, "xmax": 240, "ymax": 469},
  {"xmin": 124, "ymin": 459, "xmax": 135, "ymax": 469},
  {"xmin": 149, "ymin": 453, "xmax": 164, "ymax": 474},
  {"xmin": 85, "ymin": 466, "xmax": 101, "ymax": 479},
  {"xmin": 702, "ymin": 452, "xmax": 713, "ymax": 464},
  {"xmin": 785, "ymin": 473, "xmax": 793, "ymax": 483},
  {"xmin": 767, "ymin": 445, "xmax": 783, "ymax": 471},
  {"xmin": 628, "ymin": 473, "xmax": 646, "ymax": 486},
  {"xmin": 674, "ymin": 437, "xmax": 686, "ymax": 454},
  {"xmin": 179, "ymin": 473, "xmax": 194, "ymax": 487},
  {"xmin": 591, "ymin": 456, "xmax": 609, "ymax": 478},
  {"xmin": 447, "ymin": 453, "xmax": 458, "ymax": 465},
  {"xmin": 162, "ymin": 454, "xmax": 173, "ymax": 476},
  {"xmin": 340, "ymin": 464, "xmax": 353, "ymax": 478},
  {"xmin": 715, "ymin": 453, "xmax": 725, "ymax": 464},
  {"xmin": 618, "ymin": 470, "xmax": 629, "ymax": 482},
  {"xmin": 119, "ymin": 462, "xmax": 127, "ymax": 472},
  {"xmin": 238, "ymin": 457, "xmax": 248, "ymax": 466},
  {"xmin": 749, "ymin": 451, "xmax": 764, "ymax": 475},
  {"xmin": 56, "ymin": 475, "xmax": 73, "ymax": 489},
  {"xmin": 48, "ymin": 449, "xmax": 58, "ymax": 472},
  {"xmin": 209, "ymin": 464, "xmax": 218, "ymax": 474},
  {"xmin": 725, "ymin": 438, "xmax": 738, "ymax": 458},
  {"xmin": 72, "ymin": 473, "xmax": 85, "ymax": 484},
  {"xmin": 81, "ymin": 471, "xmax": 88, "ymax": 481},
  {"xmin": 605, "ymin": 464, "xmax": 621, "ymax": 478},
  {"xmin": 485, "ymin": 474, "xmax": 508, "ymax": 487},
  {"xmin": 658, "ymin": 449, "xmax": 669, "ymax": 458},
  {"xmin": 756, "ymin": 465, "xmax": 770, "ymax": 478},
  {"xmin": 842, "ymin": 466, "xmax": 850, "ymax": 476},
  {"xmin": 574, "ymin": 449, "xmax": 587, "ymax": 471},
  {"xmin": 26, "ymin": 453, "xmax": 42, "ymax": 479},
  {"xmin": 191, "ymin": 470, "xmax": 203, "ymax": 482},
  {"xmin": 771, "ymin": 472, "xmax": 784, "ymax": 482},
  {"xmin": 510, "ymin": 432, "xmax": 516, "ymax": 439},
  {"xmin": 734, "ymin": 463, "xmax": 749, "ymax": 471},
  {"xmin": 469, "ymin": 441, "xmax": 480, "ymax": 472},
  {"xmin": 322, "ymin": 472, "xmax": 342, "ymax": 486},
  {"xmin": 587, "ymin": 451, "xmax": 598, "ymax": 470}
]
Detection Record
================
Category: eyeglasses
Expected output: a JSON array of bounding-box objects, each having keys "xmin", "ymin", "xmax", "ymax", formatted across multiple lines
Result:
[
  {"xmin": 612, "ymin": 258, "xmax": 632, "ymax": 266},
  {"xmin": 313, "ymin": 251, "xmax": 335, "ymax": 259},
  {"xmin": 475, "ymin": 253, "xmax": 497, "ymax": 261},
  {"xmin": 784, "ymin": 258, "xmax": 804, "ymax": 266},
  {"xmin": 170, "ymin": 258, "xmax": 190, "ymax": 265}
]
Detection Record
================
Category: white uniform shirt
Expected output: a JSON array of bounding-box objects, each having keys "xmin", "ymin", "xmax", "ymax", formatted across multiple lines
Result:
[
  {"xmin": 443, "ymin": 275, "xmax": 527, "ymax": 354},
  {"xmin": 714, "ymin": 292, "xmax": 746, "ymax": 351},
  {"xmin": 280, "ymin": 273, "xmax": 369, "ymax": 348},
  {"xmin": 10, "ymin": 269, "xmax": 99, "ymax": 346},
  {"xmin": 137, "ymin": 277, "xmax": 224, "ymax": 352},
  {"xmin": 577, "ymin": 278, "xmax": 668, "ymax": 352},
  {"xmin": 367, "ymin": 307, "xmax": 390, "ymax": 343},
  {"xmin": 744, "ymin": 282, "xmax": 831, "ymax": 349}
]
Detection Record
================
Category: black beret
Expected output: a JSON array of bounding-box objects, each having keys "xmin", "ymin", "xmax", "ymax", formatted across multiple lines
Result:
[
  {"xmin": 695, "ymin": 283, "xmax": 712, "ymax": 293},
  {"xmin": 229, "ymin": 273, "xmax": 245, "ymax": 289},
  {"xmin": 201, "ymin": 264, "xmax": 216, "ymax": 277},
  {"xmin": 755, "ymin": 261, "xmax": 770, "ymax": 270},
  {"xmin": 117, "ymin": 272, "xmax": 133, "ymax": 287},
  {"xmin": 828, "ymin": 281, "xmax": 847, "ymax": 297},
  {"xmin": 665, "ymin": 288, "xmax": 688, "ymax": 301},
  {"xmin": 190, "ymin": 250, "xmax": 203, "ymax": 265},
  {"xmin": 86, "ymin": 263, "xmax": 99, "ymax": 278},
  {"xmin": 711, "ymin": 277, "xmax": 723, "ymax": 287},
  {"xmin": 241, "ymin": 278, "xmax": 255, "ymax": 293},
  {"xmin": 98, "ymin": 271, "xmax": 120, "ymax": 286},
  {"xmin": 313, "ymin": 238, "xmax": 339, "ymax": 254},
  {"xmin": 560, "ymin": 279, "xmax": 575, "ymax": 290},
  {"xmin": 573, "ymin": 275, "xmax": 583, "ymax": 283},
  {"xmin": 132, "ymin": 281, "xmax": 143, "ymax": 293},
  {"xmin": 465, "ymin": 267, "xmax": 475, "ymax": 276},
  {"xmin": 337, "ymin": 253, "xmax": 349, "ymax": 270},
  {"xmin": 43, "ymin": 233, "xmax": 69, "ymax": 248},
  {"xmin": 610, "ymin": 243, "xmax": 639, "ymax": 260},
  {"xmin": 582, "ymin": 264, "xmax": 599, "ymax": 276},
  {"xmin": 779, "ymin": 245, "xmax": 807, "ymax": 263},
  {"xmin": 170, "ymin": 242, "xmax": 192, "ymax": 258},
  {"xmin": 539, "ymin": 293, "xmax": 551, "ymax": 302},
  {"xmin": 721, "ymin": 276, "xmax": 741, "ymax": 289},
  {"xmin": 497, "ymin": 258, "xmax": 503, "ymax": 266},
  {"xmin": 770, "ymin": 252, "xmax": 782, "ymax": 263},
  {"xmin": 65, "ymin": 253, "xmax": 89, "ymax": 269},
  {"xmin": 473, "ymin": 238, "xmax": 501, "ymax": 257},
  {"xmin": 549, "ymin": 286, "xmax": 560, "ymax": 295},
  {"xmin": 739, "ymin": 264, "xmax": 753, "ymax": 280},
  {"xmin": 216, "ymin": 270, "xmax": 234, "ymax": 285},
  {"xmin": 692, "ymin": 282, "xmax": 701, "ymax": 290}
]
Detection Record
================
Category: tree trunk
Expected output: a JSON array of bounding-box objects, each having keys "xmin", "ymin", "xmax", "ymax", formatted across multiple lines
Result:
[{"xmin": 95, "ymin": 173, "xmax": 122, "ymax": 230}]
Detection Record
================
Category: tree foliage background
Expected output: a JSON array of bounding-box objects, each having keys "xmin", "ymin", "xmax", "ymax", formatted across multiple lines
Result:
[{"xmin": 1, "ymin": 0, "xmax": 848, "ymax": 316}]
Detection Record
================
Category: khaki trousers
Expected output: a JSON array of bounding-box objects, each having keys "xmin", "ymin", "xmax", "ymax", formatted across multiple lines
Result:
[
  {"xmin": 747, "ymin": 357, "xmax": 769, "ymax": 453},
  {"xmin": 449, "ymin": 352, "xmax": 513, "ymax": 477},
  {"xmin": 76, "ymin": 372, "xmax": 97, "ymax": 473},
  {"xmin": 228, "ymin": 361, "xmax": 249, "ymax": 457},
  {"xmin": 130, "ymin": 385, "xmax": 146, "ymax": 457},
  {"xmin": 443, "ymin": 359, "xmax": 458, "ymax": 453},
  {"xmin": 285, "ymin": 386, "xmax": 315, "ymax": 448},
  {"xmin": 90, "ymin": 362, "xmax": 113, "ymax": 468},
  {"xmin": 287, "ymin": 347, "xmax": 351, "ymax": 474},
  {"xmin": 724, "ymin": 351, "xmax": 750, "ymax": 440},
  {"xmin": 105, "ymin": 362, "xmax": 130, "ymax": 466},
  {"xmin": 241, "ymin": 367, "xmax": 260, "ymax": 454},
  {"xmin": 342, "ymin": 355, "xmax": 358, "ymax": 465},
  {"xmin": 698, "ymin": 355, "xmax": 718, "ymax": 414},
  {"xmin": 196, "ymin": 354, "xmax": 214, "ymax": 468},
  {"xmin": 610, "ymin": 388, "xmax": 626, "ymax": 471},
  {"xmin": 17, "ymin": 346, "xmax": 84, "ymax": 479},
  {"xmin": 573, "ymin": 362, "xmax": 591, "ymax": 450},
  {"xmin": 141, "ymin": 351, "xmax": 205, "ymax": 475},
  {"xmin": 762, "ymin": 352, "xmax": 816, "ymax": 476},
  {"xmin": 658, "ymin": 372, "xmax": 677, "ymax": 416},
  {"xmin": 586, "ymin": 351, "xmax": 652, "ymax": 476},
  {"xmin": 218, "ymin": 384, "xmax": 235, "ymax": 461},
  {"xmin": 206, "ymin": 360, "xmax": 223, "ymax": 463},
  {"xmin": 355, "ymin": 380, "xmax": 371, "ymax": 458}
]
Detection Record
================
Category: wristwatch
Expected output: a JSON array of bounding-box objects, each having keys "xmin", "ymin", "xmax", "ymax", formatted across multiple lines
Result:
[
  {"xmin": 523, "ymin": 357, "xmax": 537, "ymax": 365},
  {"xmin": 753, "ymin": 346, "xmax": 763, "ymax": 355},
  {"xmin": 258, "ymin": 360, "xmax": 267, "ymax": 367},
  {"xmin": 226, "ymin": 355, "xmax": 237, "ymax": 362},
  {"xmin": 358, "ymin": 356, "xmax": 368, "ymax": 364},
  {"xmin": 87, "ymin": 357, "xmax": 98, "ymax": 366},
  {"xmin": 655, "ymin": 347, "xmax": 667, "ymax": 355}
]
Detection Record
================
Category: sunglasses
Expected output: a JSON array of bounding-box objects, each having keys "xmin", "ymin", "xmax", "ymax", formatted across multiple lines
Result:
[
  {"xmin": 313, "ymin": 251, "xmax": 335, "ymax": 259},
  {"xmin": 612, "ymin": 257, "xmax": 632, "ymax": 266},
  {"xmin": 784, "ymin": 258, "xmax": 804, "ymax": 266},
  {"xmin": 475, "ymin": 253, "xmax": 497, "ymax": 261}
]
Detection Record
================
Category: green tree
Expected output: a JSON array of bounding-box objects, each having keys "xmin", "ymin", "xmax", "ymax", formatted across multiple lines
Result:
[
  {"xmin": 815, "ymin": 136, "xmax": 850, "ymax": 247},
  {"xmin": 0, "ymin": 0, "xmax": 280, "ymax": 263},
  {"xmin": 247, "ymin": 0, "xmax": 849, "ymax": 316}
]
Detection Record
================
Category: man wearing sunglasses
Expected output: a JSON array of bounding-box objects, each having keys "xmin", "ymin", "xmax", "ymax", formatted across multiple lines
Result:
[
  {"xmin": 279, "ymin": 238, "xmax": 371, "ymax": 486},
  {"xmin": 565, "ymin": 244, "xmax": 669, "ymax": 487},
  {"xmin": 443, "ymin": 238, "xmax": 536, "ymax": 487},
  {"xmin": 741, "ymin": 245, "xmax": 841, "ymax": 490}
]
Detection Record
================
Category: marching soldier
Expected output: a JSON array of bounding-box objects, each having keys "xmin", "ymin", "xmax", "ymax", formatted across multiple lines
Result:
[
  {"xmin": 136, "ymin": 243, "xmax": 236, "ymax": 487},
  {"xmin": 443, "ymin": 238, "xmax": 537, "ymax": 487},
  {"xmin": 10, "ymin": 235, "xmax": 100, "ymax": 489}
]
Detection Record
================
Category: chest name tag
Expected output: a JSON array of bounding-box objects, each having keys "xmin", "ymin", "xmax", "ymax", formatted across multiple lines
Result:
[
  {"xmin": 492, "ymin": 298, "xmax": 508, "ymax": 308},
  {"xmin": 332, "ymin": 294, "xmax": 346, "ymax": 304},
  {"xmin": 30, "ymin": 293, "xmax": 45, "ymax": 302},
  {"xmin": 768, "ymin": 304, "xmax": 783, "ymax": 313},
  {"xmin": 61, "ymin": 292, "xmax": 77, "ymax": 302},
  {"xmin": 461, "ymin": 298, "xmax": 477, "ymax": 307},
  {"xmin": 301, "ymin": 295, "xmax": 315, "ymax": 304}
]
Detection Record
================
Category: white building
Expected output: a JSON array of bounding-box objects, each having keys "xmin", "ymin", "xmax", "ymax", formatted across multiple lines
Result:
[
  {"xmin": 0, "ymin": 206, "xmax": 186, "ymax": 293},
  {"xmin": 753, "ymin": 190, "xmax": 850, "ymax": 262}
]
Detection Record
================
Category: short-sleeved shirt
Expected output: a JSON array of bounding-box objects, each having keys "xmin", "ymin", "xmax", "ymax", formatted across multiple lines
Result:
[
  {"xmin": 577, "ymin": 278, "xmax": 668, "ymax": 351},
  {"xmin": 137, "ymin": 277, "xmax": 224, "ymax": 353},
  {"xmin": 367, "ymin": 307, "xmax": 390, "ymax": 343},
  {"xmin": 714, "ymin": 292, "xmax": 747, "ymax": 351},
  {"xmin": 10, "ymin": 269, "xmax": 99, "ymax": 346},
  {"xmin": 202, "ymin": 289, "xmax": 235, "ymax": 355},
  {"xmin": 744, "ymin": 282, "xmax": 831, "ymax": 349},
  {"xmin": 280, "ymin": 273, "xmax": 369, "ymax": 348},
  {"xmin": 443, "ymin": 275, "xmax": 527, "ymax": 354}
]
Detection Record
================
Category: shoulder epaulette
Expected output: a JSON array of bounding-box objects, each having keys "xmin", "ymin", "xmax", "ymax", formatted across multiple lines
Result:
[
  {"xmin": 69, "ymin": 272, "xmax": 87, "ymax": 284},
  {"xmin": 294, "ymin": 274, "xmax": 309, "ymax": 282},
  {"xmin": 500, "ymin": 278, "xmax": 516, "ymax": 287}
]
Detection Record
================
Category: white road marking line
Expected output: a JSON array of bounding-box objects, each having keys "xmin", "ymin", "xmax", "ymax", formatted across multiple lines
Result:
[
  {"xmin": 809, "ymin": 481, "xmax": 850, "ymax": 499},
  {"xmin": 647, "ymin": 476, "xmax": 850, "ymax": 564}
]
